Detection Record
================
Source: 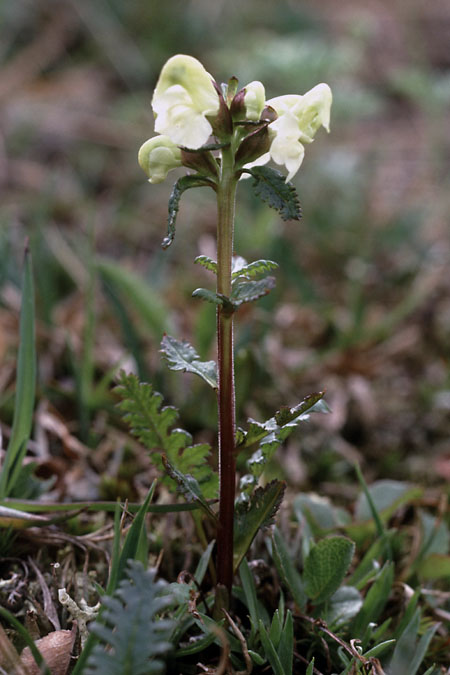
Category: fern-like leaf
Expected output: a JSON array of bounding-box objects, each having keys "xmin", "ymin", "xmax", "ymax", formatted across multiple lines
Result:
[
  {"xmin": 245, "ymin": 166, "xmax": 301, "ymax": 221},
  {"xmin": 115, "ymin": 372, "xmax": 218, "ymax": 499},
  {"xmin": 86, "ymin": 560, "xmax": 173, "ymax": 675}
]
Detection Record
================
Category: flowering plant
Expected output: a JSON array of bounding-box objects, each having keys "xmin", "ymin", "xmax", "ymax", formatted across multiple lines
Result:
[{"xmin": 134, "ymin": 54, "xmax": 332, "ymax": 605}]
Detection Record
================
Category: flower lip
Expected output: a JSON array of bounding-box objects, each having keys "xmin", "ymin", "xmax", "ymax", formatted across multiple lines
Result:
[
  {"xmin": 244, "ymin": 82, "xmax": 332, "ymax": 182},
  {"xmin": 151, "ymin": 54, "xmax": 221, "ymax": 149}
]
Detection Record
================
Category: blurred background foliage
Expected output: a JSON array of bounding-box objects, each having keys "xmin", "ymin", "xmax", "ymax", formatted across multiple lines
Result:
[{"xmin": 0, "ymin": 0, "xmax": 449, "ymax": 502}]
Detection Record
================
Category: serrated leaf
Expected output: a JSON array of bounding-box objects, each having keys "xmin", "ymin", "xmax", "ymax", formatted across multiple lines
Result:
[
  {"xmin": 162, "ymin": 175, "xmax": 215, "ymax": 249},
  {"xmin": 160, "ymin": 334, "xmax": 217, "ymax": 389},
  {"xmin": 161, "ymin": 455, "xmax": 217, "ymax": 522},
  {"xmin": 238, "ymin": 393, "xmax": 326, "ymax": 489},
  {"xmin": 231, "ymin": 277, "xmax": 276, "ymax": 306},
  {"xmin": 231, "ymin": 259, "xmax": 279, "ymax": 280},
  {"xmin": 304, "ymin": 536, "xmax": 355, "ymax": 604},
  {"xmin": 194, "ymin": 255, "xmax": 217, "ymax": 274},
  {"xmin": 246, "ymin": 166, "xmax": 301, "ymax": 221},
  {"xmin": 240, "ymin": 392, "xmax": 325, "ymax": 449},
  {"xmin": 192, "ymin": 287, "xmax": 235, "ymax": 313},
  {"xmin": 115, "ymin": 372, "xmax": 218, "ymax": 499},
  {"xmin": 274, "ymin": 392, "xmax": 326, "ymax": 426},
  {"xmin": 233, "ymin": 480, "xmax": 285, "ymax": 572}
]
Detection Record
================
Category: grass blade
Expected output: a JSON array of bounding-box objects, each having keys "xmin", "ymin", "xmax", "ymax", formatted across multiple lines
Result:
[{"xmin": 0, "ymin": 244, "xmax": 36, "ymax": 499}]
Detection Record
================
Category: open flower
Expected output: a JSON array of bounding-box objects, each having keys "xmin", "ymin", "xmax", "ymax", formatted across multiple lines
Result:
[
  {"xmin": 246, "ymin": 83, "xmax": 332, "ymax": 182},
  {"xmin": 152, "ymin": 54, "xmax": 220, "ymax": 149},
  {"xmin": 138, "ymin": 135, "xmax": 182, "ymax": 184}
]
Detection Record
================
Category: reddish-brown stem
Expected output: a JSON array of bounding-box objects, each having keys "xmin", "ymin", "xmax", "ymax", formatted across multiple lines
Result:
[{"xmin": 215, "ymin": 146, "xmax": 237, "ymax": 596}]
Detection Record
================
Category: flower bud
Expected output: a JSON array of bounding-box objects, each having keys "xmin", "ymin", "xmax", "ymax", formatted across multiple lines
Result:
[
  {"xmin": 235, "ymin": 124, "xmax": 271, "ymax": 168},
  {"xmin": 231, "ymin": 81, "xmax": 266, "ymax": 122},
  {"xmin": 243, "ymin": 81, "xmax": 266, "ymax": 121},
  {"xmin": 138, "ymin": 135, "xmax": 182, "ymax": 183},
  {"xmin": 152, "ymin": 54, "xmax": 220, "ymax": 149},
  {"xmin": 181, "ymin": 148, "xmax": 219, "ymax": 177}
]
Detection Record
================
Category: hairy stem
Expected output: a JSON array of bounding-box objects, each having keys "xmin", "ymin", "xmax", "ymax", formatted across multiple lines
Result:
[{"xmin": 216, "ymin": 146, "xmax": 237, "ymax": 596}]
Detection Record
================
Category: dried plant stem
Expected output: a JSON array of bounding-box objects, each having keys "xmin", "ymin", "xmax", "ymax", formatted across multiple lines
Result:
[{"xmin": 216, "ymin": 146, "xmax": 238, "ymax": 596}]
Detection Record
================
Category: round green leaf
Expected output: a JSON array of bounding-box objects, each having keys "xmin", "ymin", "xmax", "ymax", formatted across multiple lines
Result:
[{"xmin": 304, "ymin": 536, "xmax": 355, "ymax": 604}]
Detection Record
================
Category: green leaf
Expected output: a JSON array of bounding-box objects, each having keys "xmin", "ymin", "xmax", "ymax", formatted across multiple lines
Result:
[
  {"xmin": 161, "ymin": 455, "xmax": 217, "ymax": 522},
  {"xmin": 240, "ymin": 392, "xmax": 325, "ymax": 449},
  {"xmin": 86, "ymin": 561, "xmax": 173, "ymax": 675},
  {"xmin": 269, "ymin": 609, "xmax": 283, "ymax": 648},
  {"xmin": 306, "ymin": 657, "xmax": 315, "ymax": 675},
  {"xmin": 389, "ymin": 609, "xmax": 438, "ymax": 675},
  {"xmin": 231, "ymin": 258, "xmax": 279, "ymax": 280},
  {"xmin": 304, "ymin": 536, "xmax": 355, "ymax": 604},
  {"xmin": 115, "ymin": 372, "xmax": 218, "ymax": 499},
  {"xmin": 248, "ymin": 650, "xmax": 265, "ymax": 666},
  {"xmin": 0, "ymin": 245, "xmax": 36, "ymax": 499},
  {"xmin": 239, "ymin": 558, "xmax": 269, "ymax": 632},
  {"xmin": 162, "ymin": 175, "xmax": 216, "ymax": 249},
  {"xmin": 109, "ymin": 482, "xmax": 156, "ymax": 594},
  {"xmin": 274, "ymin": 393, "xmax": 328, "ymax": 426},
  {"xmin": 160, "ymin": 334, "xmax": 217, "ymax": 389},
  {"xmin": 233, "ymin": 480, "xmax": 285, "ymax": 572},
  {"xmin": 239, "ymin": 393, "xmax": 326, "ymax": 489},
  {"xmin": 393, "ymin": 590, "xmax": 420, "ymax": 641},
  {"xmin": 192, "ymin": 287, "xmax": 235, "ymax": 313},
  {"xmin": 194, "ymin": 538, "xmax": 215, "ymax": 585},
  {"xmin": 363, "ymin": 639, "xmax": 396, "ymax": 659},
  {"xmin": 194, "ymin": 255, "xmax": 217, "ymax": 274},
  {"xmin": 231, "ymin": 277, "xmax": 276, "ymax": 306},
  {"xmin": 258, "ymin": 620, "xmax": 286, "ymax": 675},
  {"xmin": 294, "ymin": 493, "xmax": 351, "ymax": 536},
  {"xmin": 351, "ymin": 561, "xmax": 394, "ymax": 636},
  {"xmin": 278, "ymin": 610, "xmax": 293, "ymax": 675},
  {"xmin": 323, "ymin": 586, "xmax": 362, "ymax": 627},
  {"xmin": 355, "ymin": 478, "xmax": 421, "ymax": 524},
  {"xmin": 271, "ymin": 526, "xmax": 307, "ymax": 611},
  {"xmin": 245, "ymin": 166, "xmax": 302, "ymax": 221}
]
